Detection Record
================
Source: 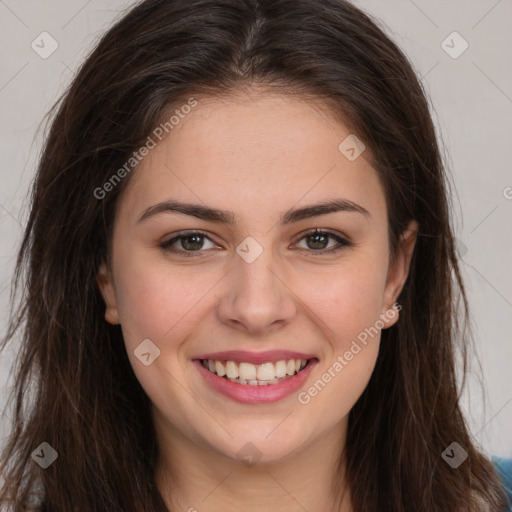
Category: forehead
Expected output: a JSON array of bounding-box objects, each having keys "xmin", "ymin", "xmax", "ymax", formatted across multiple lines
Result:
[{"xmin": 117, "ymin": 89, "xmax": 386, "ymax": 225}]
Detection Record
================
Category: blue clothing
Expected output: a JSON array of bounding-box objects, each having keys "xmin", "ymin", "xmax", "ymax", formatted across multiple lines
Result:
[{"xmin": 493, "ymin": 456, "xmax": 512, "ymax": 511}]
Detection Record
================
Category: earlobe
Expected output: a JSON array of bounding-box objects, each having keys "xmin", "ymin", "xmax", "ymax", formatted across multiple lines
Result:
[
  {"xmin": 105, "ymin": 306, "xmax": 120, "ymax": 325},
  {"xmin": 381, "ymin": 220, "xmax": 418, "ymax": 327},
  {"xmin": 96, "ymin": 261, "xmax": 120, "ymax": 325}
]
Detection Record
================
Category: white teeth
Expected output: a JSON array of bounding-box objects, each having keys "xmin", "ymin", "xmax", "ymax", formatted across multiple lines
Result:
[
  {"xmin": 256, "ymin": 362, "xmax": 275, "ymax": 381},
  {"xmin": 215, "ymin": 360, "xmax": 226, "ymax": 377},
  {"xmin": 202, "ymin": 358, "xmax": 310, "ymax": 385},
  {"xmin": 275, "ymin": 360, "xmax": 287, "ymax": 378},
  {"xmin": 225, "ymin": 360, "xmax": 238, "ymax": 379},
  {"xmin": 239, "ymin": 362, "xmax": 256, "ymax": 381}
]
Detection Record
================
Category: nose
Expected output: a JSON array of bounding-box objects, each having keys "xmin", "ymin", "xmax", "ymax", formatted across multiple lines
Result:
[{"xmin": 216, "ymin": 246, "xmax": 297, "ymax": 336}]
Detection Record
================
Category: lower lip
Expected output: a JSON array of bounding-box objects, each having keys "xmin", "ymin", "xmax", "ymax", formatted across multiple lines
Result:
[{"xmin": 193, "ymin": 358, "xmax": 318, "ymax": 404}]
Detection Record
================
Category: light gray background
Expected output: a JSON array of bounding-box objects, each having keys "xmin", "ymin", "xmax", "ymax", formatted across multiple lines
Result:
[{"xmin": 0, "ymin": 0, "xmax": 511, "ymax": 458}]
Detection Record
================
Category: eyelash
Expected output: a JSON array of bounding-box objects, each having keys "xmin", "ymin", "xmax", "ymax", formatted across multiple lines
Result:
[{"xmin": 160, "ymin": 228, "xmax": 352, "ymax": 258}]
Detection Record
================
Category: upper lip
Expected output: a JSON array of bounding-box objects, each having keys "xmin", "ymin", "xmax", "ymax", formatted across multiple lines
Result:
[{"xmin": 194, "ymin": 350, "xmax": 317, "ymax": 365}]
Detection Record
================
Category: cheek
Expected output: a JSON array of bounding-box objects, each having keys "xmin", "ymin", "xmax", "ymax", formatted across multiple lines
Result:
[
  {"xmin": 295, "ymin": 267, "xmax": 384, "ymax": 414},
  {"xmin": 112, "ymin": 257, "xmax": 213, "ymax": 414},
  {"xmin": 295, "ymin": 258, "xmax": 386, "ymax": 387},
  {"xmin": 112, "ymin": 251, "xmax": 221, "ymax": 352},
  {"xmin": 114, "ymin": 244, "xmax": 388, "ymax": 350},
  {"xmin": 300, "ymin": 260, "xmax": 387, "ymax": 342}
]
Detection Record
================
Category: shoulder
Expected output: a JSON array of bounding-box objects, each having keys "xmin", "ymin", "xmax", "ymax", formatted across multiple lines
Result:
[{"xmin": 492, "ymin": 456, "xmax": 512, "ymax": 511}]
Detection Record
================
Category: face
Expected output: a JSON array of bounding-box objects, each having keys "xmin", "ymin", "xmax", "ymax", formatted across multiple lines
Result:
[{"xmin": 97, "ymin": 88, "xmax": 416, "ymax": 468}]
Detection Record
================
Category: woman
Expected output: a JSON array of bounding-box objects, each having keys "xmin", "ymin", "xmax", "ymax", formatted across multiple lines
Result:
[{"xmin": 0, "ymin": 0, "xmax": 509, "ymax": 510}]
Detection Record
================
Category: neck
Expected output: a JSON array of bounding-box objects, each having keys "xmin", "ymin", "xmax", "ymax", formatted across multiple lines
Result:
[{"xmin": 153, "ymin": 411, "xmax": 353, "ymax": 512}]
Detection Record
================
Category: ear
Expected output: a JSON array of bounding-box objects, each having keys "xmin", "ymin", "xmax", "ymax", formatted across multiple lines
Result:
[
  {"xmin": 381, "ymin": 220, "xmax": 418, "ymax": 328},
  {"xmin": 96, "ymin": 261, "xmax": 120, "ymax": 325}
]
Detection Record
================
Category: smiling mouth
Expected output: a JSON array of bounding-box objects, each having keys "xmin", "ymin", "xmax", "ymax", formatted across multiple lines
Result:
[{"xmin": 199, "ymin": 358, "xmax": 316, "ymax": 386}]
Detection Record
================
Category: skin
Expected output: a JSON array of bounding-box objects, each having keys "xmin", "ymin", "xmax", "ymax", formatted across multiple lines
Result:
[{"xmin": 97, "ymin": 87, "xmax": 417, "ymax": 512}]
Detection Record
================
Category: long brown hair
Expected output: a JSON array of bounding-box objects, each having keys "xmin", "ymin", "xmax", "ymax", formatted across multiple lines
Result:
[{"xmin": 0, "ymin": 0, "xmax": 507, "ymax": 510}]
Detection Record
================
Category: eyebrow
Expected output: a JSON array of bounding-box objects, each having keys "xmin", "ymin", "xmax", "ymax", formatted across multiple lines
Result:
[{"xmin": 137, "ymin": 197, "xmax": 370, "ymax": 225}]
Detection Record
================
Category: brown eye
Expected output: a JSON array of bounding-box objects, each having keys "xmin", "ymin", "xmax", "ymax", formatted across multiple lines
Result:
[
  {"xmin": 160, "ymin": 231, "xmax": 218, "ymax": 256},
  {"xmin": 177, "ymin": 234, "xmax": 205, "ymax": 251},
  {"xmin": 294, "ymin": 229, "xmax": 351, "ymax": 255}
]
